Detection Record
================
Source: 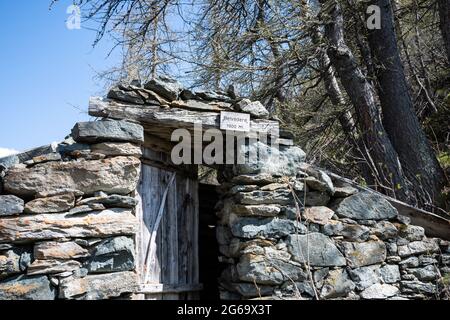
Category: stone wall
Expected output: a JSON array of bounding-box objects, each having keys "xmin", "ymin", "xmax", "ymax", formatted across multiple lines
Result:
[
  {"xmin": 1, "ymin": 76, "xmax": 449, "ymax": 300},
  {"xmin": 217, "ymin": 160, "xmax": 450, "ymax": 300},
  {"xmin": 0, "ymin": 120, "xmax": 144, "ymax": 300}
]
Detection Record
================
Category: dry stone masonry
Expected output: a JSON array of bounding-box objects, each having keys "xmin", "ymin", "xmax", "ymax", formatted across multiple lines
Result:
[
  {"xmin": 216, "ymin": 160, "xmax": 450, "ymax": 299},
  {"xmin": 0, "ymin": 76, "xmax": 449, "ymax": 300},
  {"xmin": 0, "ymin": 120, "xmax": 143, "ymax": 300}
]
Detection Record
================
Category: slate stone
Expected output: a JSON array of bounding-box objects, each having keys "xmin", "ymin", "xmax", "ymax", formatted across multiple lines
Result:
[
  {"xmin": 342, "ymin": 241, "xmax": 386, "ymax": 267},
  {"xmin": 235, "ymin": 143, "xmax": 306, "ymax": 176},
  {"xmin": 24, "ymin": 193, "xmax": 75, "ymax": 214},
  {"xmin": 144, "ymin": 76, "xmax": 183, "ymax": 101},
  {"xmin": 77, "ymin": 194, "xmax": 138, "ymax": 209},
  {"xmin": 333, "ymin": 186, "xmax": 358, "ymax": 197},
  {"xmin": 237, "ymin": 248, "xmax": 306, "ymax": 285},
  {"xmin": 321, "ymin": 269, "xmax": 355, "ymax": 299},
  {"xmin": 86, "ymin": 236, "xmax": 135, "ymax": 273},
  {"xmin": 334, "ymin": 191, "xmax": 398, "ymax": 220},
  {"xmin": 287, "ymin": 233, "xmax": 346, "ymax": 267},
  {"xmin": 407, "ymin": 265, "xmax": 439, "ymax": 281},
  {"xmin": 34, "ymin": 241, "xmax": 89, "ymax": 260},
  {"xmin": 90, "ymin": 142, "xmax": 142, "ymax": 157},
  {"xmin": 232, "ymin": 204, "xmax": 281, "ymax": 217},
  {"xmin": 398, "ymin": 225, "xmax": 425, "ymax": 242},
  {"xmin": 304, "ymin": 206, "xmax": 334, "ymax": 225},
  {"xmin": 230, "ymin": 217, "xmax": 306, "ymax": 239},
  {"xmin": 0, "ymin": 144, "xmax": 57, "ymax": 170},
  {"xmin": 379, "ymin": 265, "xmax": 401, "ymax": 284},
  {"xmin": 360, "ymin": 283, "xmax": 399, "ymax": 299},
  {"xmin": 235, "ymin": 190, "xmax": 293, "ymax": 206},
  {"xmin": 398, "ymin": 239, "xmax": 440, "ymax": 258},
  {"xmin": 0, "ymin": 275, "xmax": 56, "ymax": 300},
  {"xmin": 107, "ymin": 87, "xmax": 145, "ymax": 104},
  {"xmin": 72, "ymin": 120, "xmax": 144, "ymax": 144},
  {"xmin": 372, "ymin": 221, "xmax": 398, "ymax": 240},
  {"xmin": 0, "ymin": 208, "xmax": 138, "ymax": 243},
  {"xmin": 400, "ymin": 281, "xmax": 436, "ymax": 295},
  {"xmin": 348, "ymin": 265, "xmax": 381, "ymax": 290},
  {"xmin": 4, "ymin": 156, "xmax": 141, "ymax": 197},
  {"xmin": 0, "ymin": 195, "xmax": 24, "ymax": 216},
  {"xmin": 231, "ymin": 283, "xmax": 274, "ymax": 298},
  {"xmin": 27, "ymin": 259, "xmax": 82, "ymax": 275},
  {"xmin": 236, "ymin": 99, "xmax": 269, "ymax": 119},
  {"xmin": 0, "ymin": 249, "xmax": 21, "ymax": 278},
  {"xmin": 59, "ymin": 271, "xmax": 137, "ymax": 300}
]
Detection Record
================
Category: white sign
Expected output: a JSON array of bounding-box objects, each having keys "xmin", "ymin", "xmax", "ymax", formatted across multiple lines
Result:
[{"xmin": 220, "ymin": 111, "xmax": 250, "ymax": 132}]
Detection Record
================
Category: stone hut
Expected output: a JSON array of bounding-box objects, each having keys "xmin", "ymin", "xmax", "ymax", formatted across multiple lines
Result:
[{"xmin": 0, "ymin": 77, "xmax": 449, "ymax": 300}]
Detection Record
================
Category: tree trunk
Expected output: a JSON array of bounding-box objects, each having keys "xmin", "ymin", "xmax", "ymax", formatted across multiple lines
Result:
[
  {"xmin": 438, "ymin": 0, "xmax": 450, "ymax": 63},
  {"xmin": 319, "ymin": 0, "xmax": 410, "ymax": 200},
  {"xmin": 367, "ymin": 0, "xmax": 445, "ymax": 204}
]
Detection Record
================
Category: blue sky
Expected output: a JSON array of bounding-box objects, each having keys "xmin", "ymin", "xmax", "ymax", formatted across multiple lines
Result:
[{"xmin": 0, "ymin": 1, "xmax": 121, "ymax": 153}]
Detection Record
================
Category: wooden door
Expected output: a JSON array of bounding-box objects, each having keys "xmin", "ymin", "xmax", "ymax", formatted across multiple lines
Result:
[{"xmin": 135, "ymin": 148, "xmax": 200, "ymax": 299}]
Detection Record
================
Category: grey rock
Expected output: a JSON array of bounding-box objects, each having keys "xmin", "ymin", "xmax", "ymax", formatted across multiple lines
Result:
[
  {"xmin": 302, "ymin": 191, "xmax": 331, "ymax": 206},
  {"xmin": 34, "ymin": 241, "xmax": 89, "ymax": 260},
  {"xmin": 386, "ymin": 256, "xmax": 401, "ymax": 264},
  {"xmin": 398, "ymin": 225, "xmax": 425, "ymax": 242},
  {"xmin": 86, "ymin": 236, "xmax": 135, "ymax": 273},
  {"xmin": 232, "ymin": 283, "xmax": 274, "ymax": 298},
  {"xmin": 4, "ymin": 156, "xmax": 141, "ymax": 197},
  {"xmin": 144, "ymin": 76, "xmax": 182, "ymax": 101},
  {"xmin": 379, "ymin": 265, "xmax": 401, "ymax": 284},
  {"xmin": 24, "ymin": 193, "xmax": 75, "ymax": 214},
  {"xmin": 339, "ymin": 224, "xmax": 370, "ymax": 242},
  {"xmin": 0, "ymin": 249, "xmax": 21, "ymax": 278},
  {"xmin": 232, "ymin": 204, "xmax": 281, "ymax": 217},
  {"xmin": 236, "ymin": 190, "xmax": 292, "ymax": 206},
  {"xmin": 59, "ymin": 271, "xmax": 137, "ymax": 300},
  {"xmin": 334, "ymin": 191, "xmax": 398, "ymax": 220},
  {"xmin": 31, "ymin": 153, "xmax": 62, "ymax": 165},
  {"xmin": 398, "ymin": 239, "xmax": 440, "ymax": 258},
  {"xmin": 321, "ymin": 269, "xmax": 355, "ymax": 299},
  {"xmin": 348, "ymin": 265, "xmax": 381, "ymax": 290},
  {"xmin": 399, "ymin": 256, "xmax": 420, "ymax": 268},
  {"xmin": 237, "ymin": 248, "xmax": 306, "ymax": 285},
  {"xmin": 441, "ymin": 254, "xmax": 450, "ymax": 266},
  {"xmin": 0, "ymin": 195, "xmax": 24, "ymax": 216},
  {"xmin": 0, "ymin": 208, "xmax": 138, "ymax": 243},
  {"xmin": 287, "ymin": 233, "xmax": 346, "ymax": 267},
  {"xmin": 0, "ymin": 144, "xmax": 57, "ymax": 170},
  {"xmin": 236, "ymin": 99, "xmax": 269, "ymax": 119},
  {"xmin": 107, "ymin": 87, "xmax": 145, "ymax": 104},
  {"xmin": 407, "ymin": 265, "xmax": 439, "ymax": 281},
  {"xmin": 231, "ymin": 173, "xmax": 278, "ymax": 185},
  {"xmin": 334, "ymin": 186, "xmax": 358, "ymax": 197},
  {"xmin": 72, "ymin": 120, "xmax": 144, "ymax": 145},
  {"xmin": 419, "ymin": 255, "xmax": 438, "ymax": 266},
  {"xmin": 342, "ymin": 241, "xmax": 386, "ymax": 268},
  {"xmin": 400, "ymin": 281, "xmax": 436, "ymax": 295},
  {"xmin": 229, "ymin": 185, "xmax": 258, "ymax": 194},
  {"xmin": 0, "ymin": 275, "xmax": 56, "ymax": 300},
  {"xmin": 230, "ymin": 217, "xmax": 305, "ymax": 239},
  {"xmin": 235, "ymin": 143, "xmax": 306, "ymax": 176},
  {"xmin": 396, "ymin": 215, "xmax": 411, "ymax": 225},
  {"xmin": 372, "ymin": 221, "xmax": 398, "ymax": 240},
  {"xmin": 304, "ymin": 206, "xmax": 334, "ymax": 225},
  {"xmin": 77, "ymin": 194, "xmax": 138, "ymax": 209},
  {"xmin": 386, "ymin": 242, "xmax": 398, "ymax": 256},
  {"xmin": 90, "ymin": 142, "xmax": 142, "ymax": 157},
  {"xmin": 27, "ymin": 259, "xmax": 81, "ymax": 275},
  {"xmin": 360, "ymin": 283, "xmax": 399, "ymax": 299}
]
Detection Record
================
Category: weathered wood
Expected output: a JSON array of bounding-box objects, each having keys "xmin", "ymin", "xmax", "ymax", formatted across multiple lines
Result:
[
  {"xmin": 89, "ymin": 97, "xmax": 280, "ymax": 139},
  {"xmin": 137, "ymin": 148, "xmax": 200, "ymax": 300}
]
